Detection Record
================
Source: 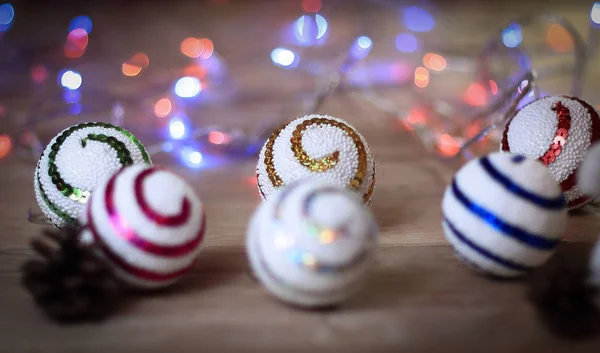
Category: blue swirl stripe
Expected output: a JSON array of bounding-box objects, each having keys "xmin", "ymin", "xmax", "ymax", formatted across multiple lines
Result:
[
  {"xmin": 451, "ymin": 180, "xmax": 559, "ymax": 250},
  {"xmin": 480, "ymin": 157, "xmax": 565, "ymax": 210},
  {"xmin": 443, "ymin": 216, "xmax": 533, "ymax": 272}
]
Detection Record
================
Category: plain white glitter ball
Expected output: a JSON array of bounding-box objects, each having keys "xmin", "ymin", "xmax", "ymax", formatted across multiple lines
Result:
[
  {"xmin": 442, "ymin": 152, "xmax": 567, "ymax": 278},
  {"xmin": 501, "ymin": 96, "xmax": 600, "ymax": 209},
  {"xmin": 247, "ymin": 179, "xmax": 378, "ymax": 308},
  {"xmin": 257, "ymin": 115, "xmax": 376, "ymax": 204},
  {"xmin": 34, "ymin": 122, "xmax": 151, "ymax": 228},
  {"xmin": 79, "ymin": 164, "xmax": 206, "ymax": 289}
]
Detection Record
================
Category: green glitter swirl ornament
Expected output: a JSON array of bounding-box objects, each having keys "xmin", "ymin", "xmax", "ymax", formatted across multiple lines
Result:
[{"xmin": 34, "ymin": 122, "xmax": 151, "ymax": 228}]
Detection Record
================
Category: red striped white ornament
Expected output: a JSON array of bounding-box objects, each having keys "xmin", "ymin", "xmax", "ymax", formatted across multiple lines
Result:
[
  {"xmin": 80, "ymin": 165, "xmax": 206, "ymax": 289},
  {"xmin": 501, "ymin": 96, "xmax": 600, "ymax": 209}
]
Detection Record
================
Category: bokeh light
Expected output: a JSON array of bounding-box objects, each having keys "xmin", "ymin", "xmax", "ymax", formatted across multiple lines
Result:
[
  {"xmin": 546, "ymin": 24, "xmax": 574, "ymax": 53},
  {"xmin": 592, "ymin": 3, "xmax": 600, "ymax": 25},
  {"xmin": 60, "ymin": 70, "xmax": 82, "ymax": 90},
  {"xmin": 403, "ymin": 6, "xmax": 435, "ymax": 32},
  {"xmin": 271, "ymin": 48, "xmax": 297, "ymax": 67},
  {"xmin": 174, "ymin": 76, "xmax": 202, "ymax": 98},
  {"xmin": 423, "ymin": 53, "xmax": 446, "ymax": 71},
  {"xmin": 180, "ymin": 147, "xmax": 203, "ymax": 167},
  {"xmin": 0, "ymin": 134, "xmax": 12, "ymax": 159},
  {"xmin": 208, "ymin": 131, "xmax": 231, "ymax": 145},
  {"xmin": 69, "ymin": 15, "xmax": 93, "ymax": 34},
  {"xmin": 502, "ymin": 23, "xmax": 522, "ymax": 48},
  {"xmin": 122, "ymin": 53, "xmax": 149, "ymax": 77},
  {"xmin": 130, "ymin": 53, "xmax": 150, "ymax": 68},
  {"xmin": 414, "ymin": 67, "xmax": 429, "ymax": 88},
  {"xmin": 69, "ymin": 103, "xmax": 82, "ymax": 115},
  {"xmin": 464, "ymin": 82, "xmax": 488, "ymax": 106},
  {"xmin": 63, "ymin": 89, "xmax": 81, "ymax": 103},
  {"xmin": 0, "ymin": 3, "xmax": 14, "ymax": 32},
  {"xmin": 181, "ymin": 37, "xmax": 203, "ymax": 58},
  {"xmin": 294, "ymin": 14, "xmax": 328, "ymax": 45},
  {"xmin": 64, "ymin": 28, "xmax": 89, "ymax": 58},
  {"xmin": 122, "ymin": 63, "xmax": 142, "ymax": 77},
  {"xmin": 31, "ymin": 65, "xmax": 48, "ymax": 84},
  {"xmin": 154, "ymin": 98, "xmax": 172, "ymax": 118},
  {"xmin": 199, "ymin": 39, "xmax": 214, "ymax": 59},
  {"xmin": 396, "ymin": 32, "xmax": 419, "ymax": 53},
  {"xmin": 169, "ymin": 118, "xmax": 187, "ymax": 139},
  {"xmin": 302, "ymin": 0, "xmax": 322, "ymax": 13},
  {"xmin": 351, "ymin": 36, "xmax": 373, "ymax": 59},
  {"xmin": 188, "ymin": 151, "xmax": 203, "ymax": 165},
  {"xmin": 438, "ymin": 134, "xmax": 459, "ymax": 157}
]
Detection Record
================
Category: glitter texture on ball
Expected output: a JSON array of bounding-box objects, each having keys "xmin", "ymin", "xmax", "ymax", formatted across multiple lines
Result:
[
  {"xmin": 34, "ymin": 122, "xmax": 151, "ymax": 228},
  {"xmin": 247, "ymin": 179, "xmax": 378, "ymax": 308},
  {"xmin": 501, "ymin": 96, "xmax": 600, "ymax": 209},
  {"xmin": 80, "ymin": 165, "xmax": 206, "ymax": 289},
  {"xmin": 442, "ymin": 152, "xmax": 567, "ymax": 278},
  {"xmin": 257, "ymin": 115, "xmax": 376, "ymax": 204}
]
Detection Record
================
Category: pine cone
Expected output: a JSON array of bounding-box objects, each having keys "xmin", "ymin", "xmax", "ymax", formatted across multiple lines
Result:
[
  {"xmin": 21, "ymin": 224, "xmax": 122, "ymax": 323},
  {"xmin": 528, "ymin": 244, "xmax": 600, "ymax": 340}
]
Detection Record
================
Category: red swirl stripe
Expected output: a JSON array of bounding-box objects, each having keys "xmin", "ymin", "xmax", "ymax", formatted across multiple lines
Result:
[
  {"xmin": 87, "ymin": 203, "xmax": 202, "ymax": 282},
  {"xmin": 537, "ymin": 101, "xmax": 571, "ymax": 166},
  {"xmin": 105, "ymin": 168, "xmax": 205, "ymax": 257},
  {"xmin": 135, "ymin": 168, "xmax": 191, "ymax": 226}
]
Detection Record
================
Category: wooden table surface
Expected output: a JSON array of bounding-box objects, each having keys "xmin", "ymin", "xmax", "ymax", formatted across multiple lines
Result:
[{"xmin": 1, "ymin": 1, "xmax": 600, "ymax": 352}]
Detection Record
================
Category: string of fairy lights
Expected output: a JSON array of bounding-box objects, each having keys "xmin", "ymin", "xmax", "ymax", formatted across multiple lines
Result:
[{"xmin": 0, "ymin": 1, "xmax": 599, "ymax": 167}]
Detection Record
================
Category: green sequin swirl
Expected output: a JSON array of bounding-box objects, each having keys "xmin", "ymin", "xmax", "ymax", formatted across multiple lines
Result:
[{"xmin": 38, "ymin": 122, "xmax": 150, "ymax": 223}]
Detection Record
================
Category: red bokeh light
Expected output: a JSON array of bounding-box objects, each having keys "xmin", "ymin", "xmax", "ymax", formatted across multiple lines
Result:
[{"xmin": 464, "ymin": 82, "xmax": 488, "ymax": 107}]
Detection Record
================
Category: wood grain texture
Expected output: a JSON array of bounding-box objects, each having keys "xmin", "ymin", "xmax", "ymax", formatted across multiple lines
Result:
[{"xmin": 1, "ymin": 1, "xmax": 600, "ymax": 352}]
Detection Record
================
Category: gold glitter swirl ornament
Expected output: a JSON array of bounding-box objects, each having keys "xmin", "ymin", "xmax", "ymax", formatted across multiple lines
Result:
[
  {"xmin": 34, "ymin": 122, "xmax": 151, "ymax": 228},
  {"xmin": 257, "ymin": 115, "xmax": 376, "ymax": 203},
  {"xmin": 247, "ymin": 179, "xmax": 378, "ymax": 308}
]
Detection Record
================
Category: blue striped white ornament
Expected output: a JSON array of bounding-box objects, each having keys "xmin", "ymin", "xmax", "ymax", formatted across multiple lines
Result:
[{"xmin": 441, "ymin": 152, "xmax": 567, "ymax": 278}]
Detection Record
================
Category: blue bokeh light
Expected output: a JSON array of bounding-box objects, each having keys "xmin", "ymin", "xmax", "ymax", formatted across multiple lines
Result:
[
  {"xmin": 0, "ymin": 3, "xmax": 15, "ymax": 32},
  {"xmin": 350, "ymin": 36, "xmax": 373, "ymax": 60},
  {"xmin": 403, "ymin": 6, "xmax": 435, "ymax": 33},
  {"xmin": 59, "ymin": 70, "xmax": 82, "ymax": 90},
  {"xmin": 179, "ymin": 146, "xmax": 203, "ymax": 168},
  {"xmin": 271, "ymin": 48, "xmax": 298, "ymax": 68},
  {"xmin": 69, "ymin": 16, "xmax": 93, "ymax": 34},
  {"xmin": 63, "ymin": 89, "xmax": 81, "ymax": 103},
  {"xmin": 591, "ymin": 3, "xmax": 600, "ymax": 25},
  {"xmin": 396, "ymin": 32, "xmax": 419, "ymax": 53},
  {"xmin": 174, "ymin": 77, "xmax": 201, "ymax": 98},
  {"xmin": 168, "ymin": 117, "xmax": 187, "ymax": 140},
  {"xmin": 502, "ymin": 23, "xmax": 523, "ymax": 48},
  {"xmin": 293, "ymin": 14, "xmax": 328, "ymax": 45},
  {"xmin": 69, "ymin": 103, "xmax": 82, "ymax": 116}
]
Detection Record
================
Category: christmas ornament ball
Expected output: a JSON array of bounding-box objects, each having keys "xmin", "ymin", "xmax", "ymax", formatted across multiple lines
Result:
[
  {"xmin": 577, "ymin": 142, "xmax": 600, "ymax": 198},
  {"xmin": 257, "ymin": 115, "xmax": 376, "ymax": 204},
  {"xmin": 501, "ymin": 96, "xmax": 600, "ymax": 209},
  {"xmin": 442, "ymin": 152, "xmax": 567, "ymax": 278},
  {"xmin": 34, "ymin": 122, "xmax": 151, "ymax": 228},
  {"xmin": 247, "ymin": 179, "xmax": 378, "ymax": 308},
  {"xmin": 80, "ymin": 164, "xmax": 206, "ymax": 289}
]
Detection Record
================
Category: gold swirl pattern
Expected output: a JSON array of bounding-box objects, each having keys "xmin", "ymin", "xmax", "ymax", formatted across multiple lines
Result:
[
  {"xmin": 362, "ymin": 165, "xmax": 376, "ymax": 203},
  {"xmin": 264, "ymin": 124, "xmax": 286, "ymax": 187},
  {"xmin": 264, "ymin": 117, "xmax": 368, "ymax": 192}
]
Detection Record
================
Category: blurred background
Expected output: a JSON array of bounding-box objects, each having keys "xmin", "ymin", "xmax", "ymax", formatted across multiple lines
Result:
[{"xmin": 0, "ymin": 0, "xmax": 599, "ymax": 168}]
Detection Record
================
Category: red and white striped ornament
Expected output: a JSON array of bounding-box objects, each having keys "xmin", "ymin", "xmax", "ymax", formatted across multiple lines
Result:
[
  {"xmin": 501, "ymin": 96, "xmax": 600, "ymax": 209},
  {"xmin": 80, "ymin": 165, "xmax": 206, "ymax": 289}
]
